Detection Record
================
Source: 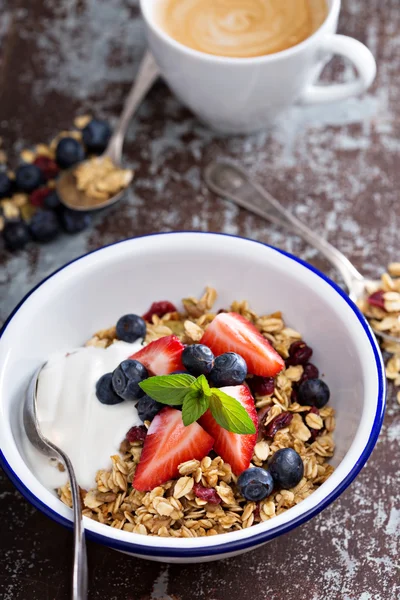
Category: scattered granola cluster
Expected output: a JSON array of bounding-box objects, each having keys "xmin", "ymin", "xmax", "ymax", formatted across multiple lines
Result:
[
  {"xmin": 0, "ymin": 115, "xmax": 133, "ymax": 251},
  {"xmin": 357, "ymin": 262, "xmax": 400, "ymax": 405},
  {"xmin": 59, "ymin": 288, "xmax": 335, "ymax": 538}
]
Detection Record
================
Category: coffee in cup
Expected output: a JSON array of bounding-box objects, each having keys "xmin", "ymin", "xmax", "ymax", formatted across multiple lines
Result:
[{"xmin": 156, "ymin": 0, "xmax": 328, "ymax": 58}]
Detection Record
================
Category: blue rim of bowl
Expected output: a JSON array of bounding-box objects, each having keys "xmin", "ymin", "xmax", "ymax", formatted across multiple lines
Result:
[{"xmin": 0, "ymin": 232, "xmax": 386, "ymax": 558}]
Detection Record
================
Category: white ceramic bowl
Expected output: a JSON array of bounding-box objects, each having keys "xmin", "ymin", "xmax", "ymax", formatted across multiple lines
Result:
[{"xmin": 0, "ymin": 232, "xmax": 386, "ymax": 563}]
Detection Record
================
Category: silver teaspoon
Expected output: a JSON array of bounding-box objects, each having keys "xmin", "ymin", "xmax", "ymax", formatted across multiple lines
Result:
[
  {"xmin": 57, "ymin": 51, "xmax": 160, "ymax": 212},
  {"xmin": 23, "ymin": 365, "xmax": 88, "ymax": 600},
  {"xmin": 204, "ymin": 160, "xmax": 398, "ymax": 344}
]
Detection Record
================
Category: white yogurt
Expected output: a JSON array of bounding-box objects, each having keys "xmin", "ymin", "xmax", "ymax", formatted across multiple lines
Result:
[{"xmin": 22, "ymin": 341, "xmax": 143, "ymax": 490}]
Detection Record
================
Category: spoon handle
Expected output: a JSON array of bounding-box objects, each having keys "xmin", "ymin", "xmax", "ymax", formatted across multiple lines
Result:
[
  {"xmin": 106, "ymin": 51, "xmax": 160, "ymax": 163},
  {"xmin": 58, "ymin": 451, "xmax": 88, "ymax": 600},
  {"xmin": 204, "ymin": 161, "xmax": 364, "ymax": 292}
]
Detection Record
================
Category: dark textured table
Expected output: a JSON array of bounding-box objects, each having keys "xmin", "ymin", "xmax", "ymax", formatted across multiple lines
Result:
[{"xmin": 1, "ymin": 1, "xmax": 399, "ymax": 599}]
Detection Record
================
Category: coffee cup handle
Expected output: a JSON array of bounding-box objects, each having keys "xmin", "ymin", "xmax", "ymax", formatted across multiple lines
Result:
[{"xmin": 300, "ymin": 34, "xmax": 376, "ymax": 104}]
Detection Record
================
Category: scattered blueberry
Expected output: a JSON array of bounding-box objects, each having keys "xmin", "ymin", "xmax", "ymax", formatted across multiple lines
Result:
[
  {"xmin": 269, "ymin": 448, "xmax": 304, "ymax": 489},
  {"xmin": 43, "ymin": 190, "xmax": 62, "ymax": 211},
  {"xmin": 116, "ymin": 314, "xmax": 146, "ymax": 343},
  {"xmin": 182, "ymin": 344, "xmax": 214, "ymax": 376},
  {"xmin": 209, "ymin": 352, "xmax": 247, "ymax": 387},
  {"xmin": 55, "ymin": 137, "xmax": 85, "ymax": 168},
  {"xmin": 137, "ymin": 394, "xmax": 163, "ymax": 422},
  {"xmin": 29, "ymin": 209, "xmax": 60, "ymax": 243},
  {"xmin": 82, "ymin": 119, "xmax": 112, "ymax": 154},
  {"xmin": 112, "ymin": 359, "xmax": 148, "ymax": 401},
  {"xmin": 237, "ymin": 467, "xmax": 274, "ymax": 502},
  {"xmin": 96, "ymin": 373, "xmax": 124, "ymax": 405},
  {"xmin": 3, "ymin": 220, "xmax": 30, "ymax": 250},
  {"xmin": 297, "ymin": 378, "xmax": 330, "ymax": 409},
  {"xmin": 60, "ymin": 208, "xmax": 91, "ymax": 233},
  {"xmin": 0, "ymin": 172, "xmax": 13, "ymax": 198},
  {"xmin": 15, "ymin": 164, "xmax": 43, "ymax": 192}
]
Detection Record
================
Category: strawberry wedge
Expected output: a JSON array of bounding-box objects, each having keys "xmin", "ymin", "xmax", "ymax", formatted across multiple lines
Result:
[
  {"xmin": 199, "ymin": 385, "xmax": 258, "ymax": 475},
  {"xmin": 130, "ymin": 334, "xmax": 185, "ymax": 375},
  {"xmin": 201, "ymin": 312, "xmax": 284, "ymax": 377},
  {"xmin": 133, "ymin": 407, "xmax": 214, "ymax": 491}
]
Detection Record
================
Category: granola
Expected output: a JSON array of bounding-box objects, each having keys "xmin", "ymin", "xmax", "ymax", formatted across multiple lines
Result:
[
  {"xmin": 58, "ymin": 288, "xmax": 336, "ymax": 538},
  {"xmin": 357, "ymin": 262, "xmax": 400, "ymax": 392},
  {"xmin": 74, "ymin": 156, "xmax": 133, "ymax": 202}
]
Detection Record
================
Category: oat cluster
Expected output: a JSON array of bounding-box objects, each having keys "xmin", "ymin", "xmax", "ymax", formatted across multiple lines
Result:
[
  {"xmin": 74, "ymin": 156, "xmax": 133, "ymax": 202},
  {"xmin": 59, "ymin": 288, "xmax": 335, "ymax": 537}
]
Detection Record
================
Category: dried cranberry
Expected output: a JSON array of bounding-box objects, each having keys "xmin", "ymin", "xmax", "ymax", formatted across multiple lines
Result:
[
  {"xmin": 264, "ymin": 412, "xmax": 293, "ymax": 439},
  {"xmin": 33, "ymin": 156, "xmax": 59, "ymax": 181},
  {"xmin": 254, "ymin": 503, "xmax": 261, "ymax": 520},
  {"xmin": 309, "ymin": 428, "xmax": 320, "ymax": 442},
  {"xmin": 286, "ymin": 341, "xmax": 313, "ymax": 366},
  {"xmin": 193, "ymin": 483, "xmax": 221, "ymax": 505},
  {"xmin": 126, "ymin": 425, "xmax": 147, "ymax": 443},
  {"xmin": 257, "ymin": 405, "xmax": 272, "ymax": 440},
  {"xmin": 142, "ymin": 301, "xmax": 177, "ymax": 322},
  {"xmin": 250, "ymin": 376, "xmax": 275, "ymax": 397},
  {"xmin": 299, "ymin": 363, "xmax": 319, "ymax": 384},
  {"xmin": 367, "ymin": 290, "xmax": 385, "ymax": 310},
  {"xmin": 29, "ymin": 187, "xmax": 52, "ymax": 207}
]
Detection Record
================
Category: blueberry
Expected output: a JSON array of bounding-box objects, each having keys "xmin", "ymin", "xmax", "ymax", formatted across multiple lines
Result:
[
  {"xmin": 55, "ymin": 137, "xmax": 85, "ymax": 169},
  {"xmin": 268, "ymin": 448, "xmax": 304, "ymax": 489},
  {"xmin": 112, "ymin": 359, "xmax": 148, "ymax": 401},
  {"xmin": 209, "ymin": 352, "xmax": 247, "ymax": 387},
  {"xmin": 182, "ymin": 344, "xmax": 214, "ymax": 376},
  {"xmin": 96, "ymin": 373, "xmax": 124, "ymax": 405},
  {"xmin": 2, "ymin": 220, "xmax": 30, "ymax": 250},
  {"xmin": 15, "ymin": 164, "xmax": 43, "ymax": 192},
  {"xmin": 29, "ymin": 210, "xmax": 60, "ymax": 243},
  {"xmin": 43, "ymin": 190, "xmax": 62, "ymax": 211},
  {"xmin": 237, "ymin": 467, "xmax": 274, "ymax": 502},
  {"xmin": 82, "ymin": 119, "xmax": 112, "ymax": 154},
  {"xmin": 172, "ymin": 370, "xmax": 189, "ymax": 375},
  {"xmin": 60, "ymin": 208, "xmax": 91, "ymax": 233},
  {"xmin": 0, "ymin": 172, "xmax": 13, "ymax": 198},
  {"xmin": 116, "ymin": 314, "xmax": 146, "ymax": 343},
  {"xmin": 297, "ymin": 378, "xmax": 330, "ymax": 409},
  {"xmin": 137, "ymin": 394, "xmax": 163, "ymax": 422}
]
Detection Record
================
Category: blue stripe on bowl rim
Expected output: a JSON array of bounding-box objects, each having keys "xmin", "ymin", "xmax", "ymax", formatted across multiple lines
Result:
[{"xmin": 0, "ymin": 232, "xmax": 386, "ymax": 558}]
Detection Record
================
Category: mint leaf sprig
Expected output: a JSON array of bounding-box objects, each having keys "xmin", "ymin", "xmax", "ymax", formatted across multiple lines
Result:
[{"xmin": 139, "ymin": 374, "xmax": 256, "ymax": 435}]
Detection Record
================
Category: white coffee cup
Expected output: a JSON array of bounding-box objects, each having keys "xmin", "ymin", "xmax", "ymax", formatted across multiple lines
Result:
[{"xmin": 140, "ymin": 0, "xmax": 376, "ymax": 135}]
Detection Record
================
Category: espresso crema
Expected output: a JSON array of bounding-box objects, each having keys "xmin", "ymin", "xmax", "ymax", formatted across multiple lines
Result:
[{"xmin": 157, "ymin": 0, "xmax": 328, "ymax": 58}]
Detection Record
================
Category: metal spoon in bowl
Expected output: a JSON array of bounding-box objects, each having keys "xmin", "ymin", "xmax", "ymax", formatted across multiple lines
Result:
[
  {"xmin": 204, "ymin": 160, "xmax": 398, "ymax": 344},
  {"xmin": 57, "ymin": 51, "xmax": 160, "ymax": 212},
  {"xmin": 23, "ymin": 365, "xmax": 87, "ymax": 600}
]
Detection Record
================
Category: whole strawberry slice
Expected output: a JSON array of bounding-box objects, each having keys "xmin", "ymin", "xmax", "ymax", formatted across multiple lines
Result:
[
  {"xmin": 199, "ymin": 385, "xmax": 258, "ymax": 475},
  {"xmin": 133, "ymin": 407, "xmax": 214, "ymax": 491},
  {"xmin": 129, "ymin": 334, "xmax": 185, "ymax": 375},
  {"xmin": 201, "ymin": 312, "xmax": 284, "ymax": 377}
]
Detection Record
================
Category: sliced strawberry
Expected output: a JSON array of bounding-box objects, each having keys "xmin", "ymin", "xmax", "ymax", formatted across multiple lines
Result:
[
  {"xmin": 133, "ymin": 407, "xmax": 214, "ymax": 491},
  {"xmin": 199, "ymin": 385, "xmax": 258, "ymax": 476},
  {"xmin": 201, "ymin": 312, "xmax": 284, "ymax": 377},
  {"xmin": 129, "ymin": 334, "xmax": 185, "ymax": 375}
]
